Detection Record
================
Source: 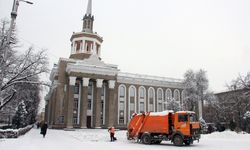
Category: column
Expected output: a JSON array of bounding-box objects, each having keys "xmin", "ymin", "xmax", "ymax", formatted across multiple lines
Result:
[
  {"xmin": 93, "ymin": 42, "xmax": 96, "ymax": 55},
  {"xmin": 66, "ymin": 76, "xmax": 76, "ymax": 128},
  {"xmin": 107, "ymin": 80, "xmax": 116, "ymax": 127},
  {"xmin": 94, "ymin": 79, "xmax": 103, "ymax": 128},
  {"xmin": 80, "ymin": 77, "xmax": 89, "ymax": 128}
]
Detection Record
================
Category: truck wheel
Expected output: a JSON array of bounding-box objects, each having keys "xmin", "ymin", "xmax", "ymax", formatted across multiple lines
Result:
[
  {"xmin": 173, "ymin": 135, "xmax": 183, "ymax": 146},
  {"xmin": 141, "ymin": 133, "xmax": 151, "ymax": 144}
]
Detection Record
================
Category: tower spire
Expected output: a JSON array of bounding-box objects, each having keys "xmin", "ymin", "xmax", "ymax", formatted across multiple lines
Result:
[
  {"xmin": 86, "ymin": 0, "xmax": 92, "ymax": 15},
  {"xmin": 82, "ymin": 0, "xmax": 94, "ymax": 33}
]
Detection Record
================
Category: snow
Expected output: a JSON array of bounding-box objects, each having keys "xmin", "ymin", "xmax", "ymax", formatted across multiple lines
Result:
[
  {"xmin": 0, "ymin": 128, "xmax": 250, "ymax": 150},
  {"xmin": 149, "ymin": 110, "xmax": 174, "ymax": 116},
  {"xmin": 244, "ymin": 111, "xmax": 250, "ymax": 118}
]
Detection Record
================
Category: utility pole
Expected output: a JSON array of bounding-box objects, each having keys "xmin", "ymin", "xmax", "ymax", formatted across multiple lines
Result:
[{"xmin": 4, "ymin": 0, "xmax": 33, "ymax": 61}]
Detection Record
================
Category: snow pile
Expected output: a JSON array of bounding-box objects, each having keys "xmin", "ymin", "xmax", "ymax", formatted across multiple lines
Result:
[{"xmin": 0, "ymin": 125, "xmax": 33, "ymax": 138}]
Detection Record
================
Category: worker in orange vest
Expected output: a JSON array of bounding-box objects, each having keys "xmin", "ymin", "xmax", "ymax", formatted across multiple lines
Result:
[{"xmin": 108, "ymin": 126, "xmax": 116, "ymax": 141}]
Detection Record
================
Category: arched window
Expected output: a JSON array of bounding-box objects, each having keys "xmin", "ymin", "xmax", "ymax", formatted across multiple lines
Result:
[
  {"xmin": 174, "ymin": 89, "xmax": 180, "ymax": 103},
  {"xmin": 163, "ymin": 89, "xmax": 169, "ymax": 110},
  {"xmin": 139, "ymin": 86, "xmax": 146, "ymax": 113},
  {"xmin": 118, "ymin": 85, "xmax": 126, "ymax": 124},
  {"xmin": 128, "ymin": 86, "xmax": 136, "ymax": 120},
  {"xmin": 157, "ymin": 88, "xmax": 164, "ymax": 112},
  {"xmin": 148, "ymin": 87, "xmax": 155, "ymax": 112}
]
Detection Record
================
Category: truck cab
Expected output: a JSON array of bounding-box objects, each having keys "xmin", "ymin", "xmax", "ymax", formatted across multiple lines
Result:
[{"xmin": 173, "ymin": 111, "xmax": 200, "ymax": 145}]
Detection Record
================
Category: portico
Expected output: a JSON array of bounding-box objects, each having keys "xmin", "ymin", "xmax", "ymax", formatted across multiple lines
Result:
[{"xmin": 65, "ymin": 54, "xmax": 118, "ymax": 128}]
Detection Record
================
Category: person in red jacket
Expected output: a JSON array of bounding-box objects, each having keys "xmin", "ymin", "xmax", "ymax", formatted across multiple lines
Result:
[{"xmin": 108, "ymin": 126, "xmax": 116, "ymax": 141}]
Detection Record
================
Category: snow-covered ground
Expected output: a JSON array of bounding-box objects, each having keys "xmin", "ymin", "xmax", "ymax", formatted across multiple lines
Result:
[{"xmin": 0, "ymin": 128, "xmax": 250, "ymax": 150}]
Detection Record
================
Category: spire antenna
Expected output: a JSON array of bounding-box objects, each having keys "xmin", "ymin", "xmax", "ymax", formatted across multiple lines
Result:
[
  {"xmin": 82, "ymin": 0, "xmax": 94, "ymax": 33},
  {"xmin": 86, "ymin": 0, "xmax": 92, "ymax": 15}
]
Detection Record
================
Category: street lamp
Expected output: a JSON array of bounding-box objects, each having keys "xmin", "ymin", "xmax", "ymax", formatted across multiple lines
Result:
[{"xmin": 4, "ymin": 0, "xmax": 33, "ymax": 61}]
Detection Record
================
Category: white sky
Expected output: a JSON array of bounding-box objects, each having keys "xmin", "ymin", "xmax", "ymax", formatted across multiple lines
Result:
[{"xmin": 1, "ymin": 0, "xmax": 250, "ymax": 93}]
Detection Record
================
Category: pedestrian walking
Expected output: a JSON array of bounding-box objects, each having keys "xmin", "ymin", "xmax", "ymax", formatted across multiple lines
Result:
[
  {"xmin": 108, "ymin": 126, "xmax": 116, "ymax": 142},
  {"xmin": 40, "ymin": 122, "xmax": 48, "ymax": 138}
]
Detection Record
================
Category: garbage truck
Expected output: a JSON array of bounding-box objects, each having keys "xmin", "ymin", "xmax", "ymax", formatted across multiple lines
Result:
[{"xmin": 127, "ymin": 111, "xmax": 200, "ymax": 146}]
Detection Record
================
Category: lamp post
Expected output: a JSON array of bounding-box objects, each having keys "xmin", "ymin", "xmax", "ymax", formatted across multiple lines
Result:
[{"xmin": 4, "ymin": 0, "xmax": 33, "ymax": 61}]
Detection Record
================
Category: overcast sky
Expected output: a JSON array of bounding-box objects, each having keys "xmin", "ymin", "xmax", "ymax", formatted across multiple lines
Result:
[{"xmin": 1, "ymin": 0, "xmax": 250, "ymax": 93}]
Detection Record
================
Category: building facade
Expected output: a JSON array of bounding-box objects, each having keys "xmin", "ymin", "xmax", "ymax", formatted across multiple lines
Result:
[{"xmin": 45, "ymin": 0, "xmax": 185, "ymax": 129}]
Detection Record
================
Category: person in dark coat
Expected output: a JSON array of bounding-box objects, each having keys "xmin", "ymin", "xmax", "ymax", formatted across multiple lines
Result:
[{"xmin": 40, "ymin": 122, "xmax": 48, "ymax": 138}]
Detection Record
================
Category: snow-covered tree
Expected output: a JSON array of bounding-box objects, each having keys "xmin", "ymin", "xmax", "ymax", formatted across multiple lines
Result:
[
  {"xmin": 12, "ymin": 100, "xmax": 28, "ymax": 129},
  {"xmin": 199, "ymin": 117, "xmax": 208, "ymax": 133},
  {"xmin": 166, "ymin": 98, "xmax": 181, "ymax": 112},
  {"xmin": 183, "ymin": 69, "xmax": 210, "ymax": 119},
  {"xmin": 244, "ymin": 111, "xmax": 250, "ymax": 119},
  {"xmin": 0, "ymin": 19, "xmax": 49, "ymax": 110},
  {"xmin": 13, "ymin": 75, "xmax": 41, "ymax": 125},
  {"xmin": 243, "ymin": 111, "xmax": 250, "ymax": 133}
]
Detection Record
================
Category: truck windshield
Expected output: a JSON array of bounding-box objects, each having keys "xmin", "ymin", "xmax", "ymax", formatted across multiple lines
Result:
[
  {"xmin": 178, "ymin": 114, "xmax": 188, "ymax": 122},
  {"xmin": 189, "ymin": 114, "xmax": 198, "ymax": 122}
]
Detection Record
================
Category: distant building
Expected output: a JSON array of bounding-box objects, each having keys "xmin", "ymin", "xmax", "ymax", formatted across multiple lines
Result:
[
  {"xmin": 45, "ymin": 0, "xmax": 185, "ymax": 129},
  {"xmin": 214, "ymin": 88, "xmax": 250, "ymax": 128}
]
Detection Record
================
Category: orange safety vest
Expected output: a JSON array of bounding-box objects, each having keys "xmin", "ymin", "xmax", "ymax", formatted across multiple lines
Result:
[{"xmin": 109, "ymin": 127, "xmax": 115, "ymax": 134}]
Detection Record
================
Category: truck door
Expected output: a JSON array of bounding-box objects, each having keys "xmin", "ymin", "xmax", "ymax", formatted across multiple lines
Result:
[{"xmin": 175, "ymin": 114, "xmax": 190, "ymax": 136}]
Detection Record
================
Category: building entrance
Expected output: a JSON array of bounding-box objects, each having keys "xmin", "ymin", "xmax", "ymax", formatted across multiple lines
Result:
[{"xmin": 87, "ymin": 116, "xmax": 91, "ymax": 128}]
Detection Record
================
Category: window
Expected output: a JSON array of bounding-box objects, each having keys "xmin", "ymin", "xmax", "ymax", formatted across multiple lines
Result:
[
  {"xmin": 148, "ymin": 87, "xmax": 155, "ymax": 112},
  {"xmin": 85, "ymin": 41, "xmax": 93, "ymax": 52},
  {"xmin": 157, "ymin": 88, "xmax": 164, "ymax": 112},
  {"xmin": 73, "ymin": 117, "xmax": 78, "ymax": 124},
  {"xmin": 75, "ymin": 41, "xmax": 81, "ymax": 52},
  {"xmin": 119, "ymin": 102, "xmax": 125, "ymax": 110},
  {"xmin": 139, "ymin": 103, "xmax": 144, "ymax": 112},
  {"xmin": 88, "ymin": 84, "xmax": 92, "ymax": 95},
  {"xmin": 87, "ymin": 81, "xmax": 93, "ymax": 110},
  {"xmin": 128, "ymin": 86, "xmax": 136, "ymax": 121},
  {"xmin": 118, "ymin": 85, "xmax": 126, "ymax": 124},
  {"xmin": 165, "ymin": 89, "xmax": 172, "ymax": 110},
  {"xmin": 74, "ymin": 98, "xmax": 78, "ymax": 110},
  {"xmin": 74, "ymin": 82, "xmax": 80, "ymax": 94},
  {"xmin": 101, "ymin": 83, "xmax": 106, "ymax": 125},
  {"xmin": 189, "ymin": 114, "xmax": 198, "ymax": 122},
  {"xmin": 174, "ymin": 89, "xmax": 180, "ymax": 102},
  {"xmin": 59, "ymin": 116, "xmax": 64, "ymax": 124},
  {"xmin": 120, "ymin": 86, "xmax": 125, "ymax": 98},
  {"xmin": 139, "ymin": 86, "xmax": 146, "ymax": 113},
  {"xmin": 178, "ymin": 114, "xmax": 188, "ymax": 122},
  {"xmin": 166, "ymin": 89, "xmax": 172, "ymax": 101}
]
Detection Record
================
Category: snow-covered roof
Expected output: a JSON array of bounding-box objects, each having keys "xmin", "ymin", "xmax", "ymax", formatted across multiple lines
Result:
[
  {"xmin": 66, "ymin": 54, "xmax": 119, "ymax": 76},
  {"xmin": 176, "ymin": 111, "xmax": 196, "ymax": 114},
  {"xmin": 118, "ymin": 72, "xmax": 183, "ymax": 83},
  {"xmin": 149, "ymin": 110, "xmax": 174, "ymax": 116},
  {"xmin": 117, "ymin": 72, "xmax": 184, "ymax": 88}
]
